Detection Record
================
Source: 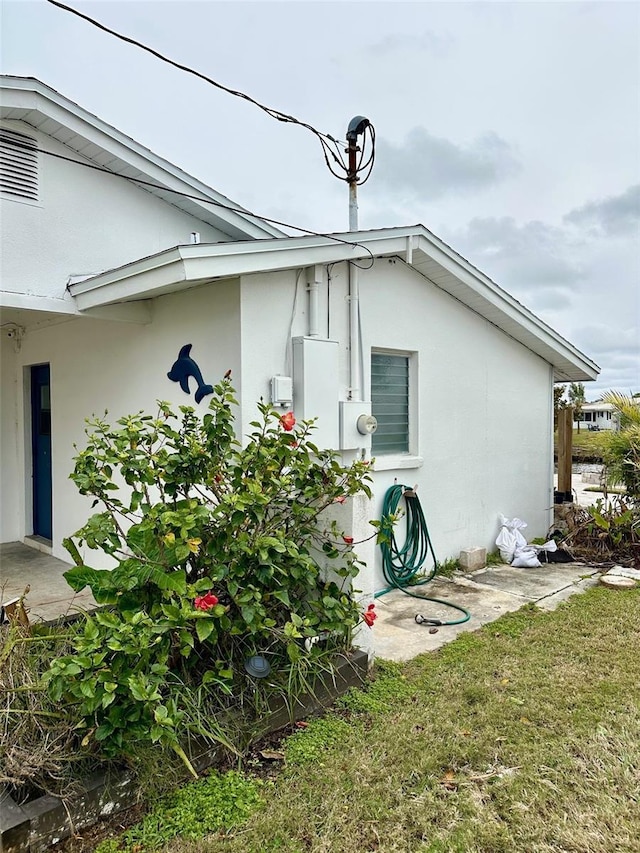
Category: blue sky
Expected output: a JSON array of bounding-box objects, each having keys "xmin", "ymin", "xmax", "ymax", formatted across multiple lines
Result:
[{"xmin": 2, "ymin": 0, "xmax": 638, "ymax": 396}]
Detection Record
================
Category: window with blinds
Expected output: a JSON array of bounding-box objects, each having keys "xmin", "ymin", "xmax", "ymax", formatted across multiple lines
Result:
[
  {"xmin": 371, "ymin": 352, "xmax": 410, "ymax": 454},
  {"xmin": 0, "ymin": 128, "xmax": 39, "ymax": 202}
]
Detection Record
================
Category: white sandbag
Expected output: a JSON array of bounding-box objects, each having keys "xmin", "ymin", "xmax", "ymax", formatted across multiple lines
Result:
[
  {"xmin": 511, "ymin": 546, "xmax": 541, "ymax": 568},
  {"xmin": 495, "ymin": 515, "xmax": 529, "ymax": 564},
  {"xmin": 538, "ymin": 539, "xmax": 557, "ymax": 553}
]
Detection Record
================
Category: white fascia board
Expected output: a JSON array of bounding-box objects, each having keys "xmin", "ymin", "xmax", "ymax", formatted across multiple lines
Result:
[
  {"xmin": 412, "ymin": 232, "xmax": 599, "ymax": 381},
  {"xmin": 71, "ymin": 248, "xmax": 188, "ymax": 310},
  {"xmin": 0, "ymin": 289, "xmax": 151, "ymax": 324},
  {"xmin": 68, "ymin": 225, "xmax": 600, "ymax": 380},
  {"xmin": 1, "ymin": 290, "xmax": 78, "ymax": 314},
  {"xmin": 69, "ymin": 232, "xmax": 409, "ymax": 309},
  {"xmin": 0, "ymin": 77, "xmax": 283, "ymax": 240}
]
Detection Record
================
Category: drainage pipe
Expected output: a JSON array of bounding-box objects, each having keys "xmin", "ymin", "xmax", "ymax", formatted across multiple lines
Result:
[
  {"xmin": 306, "ymin": 265, "xmax": 321, "ymax": 338},
  {"xmin": 348, "ymin": 263, "xmax": 361, "ymax": 401}
]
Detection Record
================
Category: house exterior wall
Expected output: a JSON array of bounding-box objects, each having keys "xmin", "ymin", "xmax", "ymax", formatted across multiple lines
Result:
[
  {"xmin": 0, "ymin": 119, "xmax": 229, "ymax": 304},
  {"xmin": 238, "ymin": 260, "xmax": 554, "ymax": 593},
  {"xmin": 574, "ymin": 406, "xmax": 615, "ymax": 430},
  {"xmin": 2, "ymin": 252, "xmax": 554, "ymax": 593},
  {"xmin": 0, "ymin": 337, "xmax": 20, "ymax": 542},
  {"xmin": 0, "ymin": 281, "xmax": 241, "ymax": 559}
]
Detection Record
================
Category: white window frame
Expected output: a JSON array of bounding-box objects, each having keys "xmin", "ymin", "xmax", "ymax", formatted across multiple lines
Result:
[{"xmin": 370, "ymin": 348, "xmax": 422, "ymax": 471}]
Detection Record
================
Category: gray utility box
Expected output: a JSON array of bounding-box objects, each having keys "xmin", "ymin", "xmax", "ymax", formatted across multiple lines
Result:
[{"xmin": 292, "ymin": 337, "xmax": 339, "ymax": 450}]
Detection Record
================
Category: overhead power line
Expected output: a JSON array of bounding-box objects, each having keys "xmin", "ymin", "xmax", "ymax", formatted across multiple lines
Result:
[
  {"xmin": 4, "ymin": 135, "xmax": 375, "ymax": 266},
  {"xmin": 44, "ymin": 0, "xmax": 374, "ymax": 184}
]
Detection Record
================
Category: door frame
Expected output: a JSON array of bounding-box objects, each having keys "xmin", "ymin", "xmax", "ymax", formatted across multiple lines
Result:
[{"xmin": 29, "ymin": 363, "xmax": 52, "ymax": 542}]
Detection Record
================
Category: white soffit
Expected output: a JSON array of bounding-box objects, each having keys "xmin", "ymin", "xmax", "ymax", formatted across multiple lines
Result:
[
  {"xmin": 0, "ymin": 76, "xmax": 284, "ymax": 241},
  {"xmin": 69, "ymin": 225, "xmax": 599, "ymax": 383}
]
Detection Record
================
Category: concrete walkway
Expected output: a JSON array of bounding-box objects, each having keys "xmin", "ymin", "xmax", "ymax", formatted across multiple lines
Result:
[
  {"xmin": 374, "ymin": 561, "xmax": 602, "ymax": 661},
  {"xmin": 0, "ymin": 542, "xmax": 96, "ymax": 624}
]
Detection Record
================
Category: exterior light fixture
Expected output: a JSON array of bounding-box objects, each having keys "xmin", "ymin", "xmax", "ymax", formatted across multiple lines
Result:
[{"xmin": 244, "ymin": 654, "xmax": 271, "ymax": 678}]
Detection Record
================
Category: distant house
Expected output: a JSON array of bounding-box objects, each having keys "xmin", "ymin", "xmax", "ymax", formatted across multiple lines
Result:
[
  {"xmin": 574, "ymin": 402, "xmax": 616, "ymax": 431},
  {"xmin": 1, "ymin": 76, "xmax": 599, "ymax": 608}
]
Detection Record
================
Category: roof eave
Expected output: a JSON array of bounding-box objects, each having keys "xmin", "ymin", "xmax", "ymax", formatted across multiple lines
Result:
[
  {"xmin": 0, "ymin": 76, "xmax": 284, "ymax": 240},
  {"xmin": 68, "ymin": 227, "xmax": 600, "ymax": 383}
]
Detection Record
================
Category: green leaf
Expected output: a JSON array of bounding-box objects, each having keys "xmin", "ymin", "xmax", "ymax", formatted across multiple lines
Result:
[
  {"xmin": 196, "ymin": 619, "xmax": 215, "ymax": 642},
  {"xmin": 157, "ymin": 569, "xmax": 187, "ymax": 594},
  {"xmin": 240, "ymin": 604, "xmax": 255, "ymax": 625},
  {"xmin": 95, "ymin": 722, "xmax": 114, "ymax": 741}
]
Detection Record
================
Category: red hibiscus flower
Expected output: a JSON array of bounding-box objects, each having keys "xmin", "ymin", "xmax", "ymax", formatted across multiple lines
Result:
[
  {"xmin": 194, "ymin": 592, "xmax": 219, "ymax": 611},
  {"xmin": 343, "ymin": 535, "xmax": 354, "ymax": 545},
  {"xmin": 280, "ymin": 411, "xmax": 296, "ymax": 431},
  {"xmin": 363, "ymin": 603, "xmax": 377, "ymax": 627}
]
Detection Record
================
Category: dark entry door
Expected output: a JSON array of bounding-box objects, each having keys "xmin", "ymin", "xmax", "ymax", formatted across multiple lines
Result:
[{"xmin": 31, "ymin": 364, "xmax": 52, "ymax": 540}]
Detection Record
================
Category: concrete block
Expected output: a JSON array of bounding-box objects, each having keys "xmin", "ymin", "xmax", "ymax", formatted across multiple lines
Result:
[{"xmin": 459, "ymin": 547, "xmax": 487, "ymax": 572}]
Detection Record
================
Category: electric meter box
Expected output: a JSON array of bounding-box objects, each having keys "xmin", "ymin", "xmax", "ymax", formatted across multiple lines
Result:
[
  {"xmin": 292, "ymin": 337, "xmax": 339, "ymax": 450},
  {"xmin": 339, "ymin": 401, "xmax": 374, "ymax": 450}
]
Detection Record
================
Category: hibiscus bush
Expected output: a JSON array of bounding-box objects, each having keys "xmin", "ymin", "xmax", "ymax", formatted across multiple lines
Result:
[{"xmin": 46, "ymin": 377, "xmax": 372, "ymax": 775}]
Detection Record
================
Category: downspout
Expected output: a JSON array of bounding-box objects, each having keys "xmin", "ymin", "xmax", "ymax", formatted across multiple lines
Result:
[
  {"xmin": 348, "ymin": 263, "xmax": 361, "ymax": 401},
  {"xmin": 306, "ymin": 265, "xmax": 321, "ymax": 338}
]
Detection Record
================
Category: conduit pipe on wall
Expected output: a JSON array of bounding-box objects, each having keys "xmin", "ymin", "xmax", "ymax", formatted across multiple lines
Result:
[
  {"xmin": 348, "ymin": 262, "xmax": 361, "ymax": 401},
  {"xmin": 306, "ymin": 265, "xmax": 321, "ymax": 338}
]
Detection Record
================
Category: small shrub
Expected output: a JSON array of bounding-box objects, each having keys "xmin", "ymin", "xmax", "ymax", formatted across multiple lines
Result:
[
  {"xmin": 601, "ymin": 392, "xmax": 640, "ymax": 503},
  {"xmin": 561, "ymin": 496, "xmax": 638, "ymax": 563},
  {"xmin": 45, "ymin": 378, "xmax": 373, "ymax": 774},
  {"xmin": 0, "ymin": 620, "xmax": 96, "ymax": 798}
]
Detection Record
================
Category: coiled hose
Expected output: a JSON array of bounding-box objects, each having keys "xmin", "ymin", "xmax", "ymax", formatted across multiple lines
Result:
[{"xmin": 376, "ymin": 484, "xmax": 471, "ymax": 626}]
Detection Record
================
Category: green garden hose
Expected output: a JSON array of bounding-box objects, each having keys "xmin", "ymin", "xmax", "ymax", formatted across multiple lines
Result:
[{"xmin": 376, "ymin": 484, "xmax": 471, "ymax": 627}]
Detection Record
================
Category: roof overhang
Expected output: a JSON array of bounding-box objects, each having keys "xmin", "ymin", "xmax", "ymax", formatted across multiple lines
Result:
[
  {"xmin": 0, "ymin": 76, "xmax": 284, "ymax": 241},
  {"xmin": 69, "ymin": 225, "xmax": 600, "ymax": 383}
]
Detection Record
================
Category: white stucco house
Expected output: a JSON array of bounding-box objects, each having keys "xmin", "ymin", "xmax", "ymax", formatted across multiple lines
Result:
[
  {"xmin": 574, "ymin": 402, "xmax": 616, "ymax": 431},
  {"xmin": 1, "ymin": 76, "xmax": 599, "ymax": 606}
]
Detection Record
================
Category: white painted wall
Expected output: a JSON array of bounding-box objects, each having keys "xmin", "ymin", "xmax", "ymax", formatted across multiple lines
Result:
[
  {"xmin": 2, "ymin": 254, "xmax": 554, "ymax": 599},
  {"xmin": 238, "ymin": 259, "xmax": 553, "ymax": 593},
  {"xmin": 359, "ymin": 259, "xmax": 553, "ymax": 590},
  {"xmin": 0, "ymin": 338, "xmax": 20, "ymax": 542},
  {"xmin": 1, "ymin": 281, "xmax": 241, "ymax": 559},
  {"xmin": 0, "ymin": 120, "xmax": 229, "ymax": 304}
]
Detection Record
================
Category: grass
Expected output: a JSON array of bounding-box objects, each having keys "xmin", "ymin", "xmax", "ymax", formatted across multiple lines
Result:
[
  {"xmin": 94, "ymin": 771, "xmax": 261, "ymax": 852},
  {"xmin": 163, "ymin": 586, "xmax": 640, "ymax": 853},
  {"xmin": 555, "ymin": 429, "xmax": 609, "ymax": 462}
]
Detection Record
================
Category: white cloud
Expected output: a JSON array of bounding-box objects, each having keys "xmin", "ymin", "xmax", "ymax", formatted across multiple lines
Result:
[
  {"xmin": 374, "ymin": 129, "xmax": 521, "ymax": 201},
  {"xmin": 368, "ymin": 30, "xmax": 454, "ymax": 58},
  {"xmin": 564, "ymin": 185, "xmax": 640, "ymax": 236}
]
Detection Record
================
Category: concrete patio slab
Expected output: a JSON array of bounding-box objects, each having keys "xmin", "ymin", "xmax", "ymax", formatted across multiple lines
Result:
[
  {"xmin": 465, "ymin": 563, "xmax": 599, "ymax": 601},
  {"xmin": 374, "ymin": 562, "xmax": 602, "ymax": 662},
  {"xmin": 0, "ymin": 542, "xmax": 96, "ymax": 624}
]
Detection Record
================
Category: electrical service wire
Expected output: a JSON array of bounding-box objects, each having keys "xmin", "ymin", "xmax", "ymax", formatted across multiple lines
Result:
[
  {"xmin": 377, "ymin": 485, "xmax": 471, "ymax": 627},
  {"xmin": 3, "ymin": 136, "xmax": 375, "ymax": 268},
  {"xmin": 44, "ymin": 0, "xmax": 375, "ymax": 185}
]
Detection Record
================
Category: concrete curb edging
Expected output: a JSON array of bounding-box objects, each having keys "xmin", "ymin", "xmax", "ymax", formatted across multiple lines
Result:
[{"xmin": 1, "ymin": 649, "xmax": 368, "ymax": 852}]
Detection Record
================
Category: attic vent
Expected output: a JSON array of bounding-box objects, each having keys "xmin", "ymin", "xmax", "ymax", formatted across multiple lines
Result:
[{"xmin": 0, "ymin": 129, "xmax": 39, "ymax": 201}]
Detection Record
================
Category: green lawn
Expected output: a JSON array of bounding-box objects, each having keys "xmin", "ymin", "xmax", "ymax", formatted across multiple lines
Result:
[
  {"xmin": 168, "ymin": 586, "xmax": 640, "ymax": 853},
  {"xmin": 555, "ymin": 428, "xmax": 609, "ymax": 461}
]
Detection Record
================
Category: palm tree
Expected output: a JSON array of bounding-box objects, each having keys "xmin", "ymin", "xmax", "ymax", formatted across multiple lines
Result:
[
  {"xmin": 568, "ymin": 382, "xmax": 586, "ymax": 433},
  {"xmin": 601, "ymin": 391, "xmax": 640, "ymax": 502}
]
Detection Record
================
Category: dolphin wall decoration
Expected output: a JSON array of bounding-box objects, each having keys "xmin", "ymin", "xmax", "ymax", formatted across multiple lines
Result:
[{"xmin": 167, "ymin": 343, "xmax": 214, "ymax": 403}]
